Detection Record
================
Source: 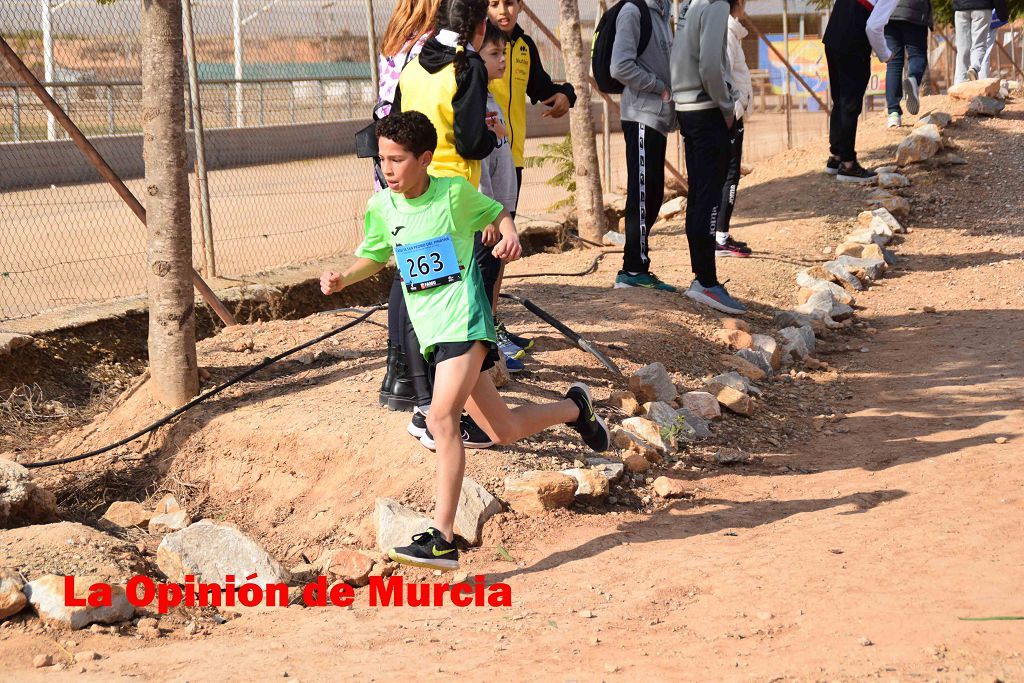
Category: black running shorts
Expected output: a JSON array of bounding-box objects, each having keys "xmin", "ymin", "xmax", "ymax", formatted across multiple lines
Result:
[{"xmin": 428, "ymin": 340, "xmax": 500, "ymax": 374}]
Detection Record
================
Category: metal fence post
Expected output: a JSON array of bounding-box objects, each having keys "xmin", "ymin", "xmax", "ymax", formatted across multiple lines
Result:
[
  {"xmin": 12, "ymin": 86, "xmax": 21, "ymax": 142},
  {"xmin": 782, "ymin": 0, "xmax": 793, "ymax": 149},
  {"xmin": 183, "ymin": 0, "xmax": 217, "ymax": 278},
  {"xmin": 106, "ymin": 85, "xmax": 115, "ymax": 134},
  {"xmin": 41, "ymin": 0, "xmax": 56, "ymax": 140},
  {"xmin": 232, "ymin": 0, "xmax": 244, "ymax": 127},
  {"xmin": 366, "ymin": 0, "xmax": 379, "ymax": 97}
]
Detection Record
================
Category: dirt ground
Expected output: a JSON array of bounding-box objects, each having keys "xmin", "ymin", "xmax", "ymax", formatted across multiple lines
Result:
[{"xmin": 1, "ymin": 93, "xmax": 1022, "ymax": 680}]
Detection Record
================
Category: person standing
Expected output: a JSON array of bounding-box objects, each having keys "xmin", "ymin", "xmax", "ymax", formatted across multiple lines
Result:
[
  {"xmin": 672, "ymin": 0, "xmax": 747, "ymax": 315},
  {"xmin": 954, "ymin": 0, "xmax": 1008, "ymax": 83},
  {"xmin": 609, "ymin": 0, "xmax": 678, "ymax": 291},
  {"xmin": 884, "ymin": 0, "xmax": 932, "ymax": 128},
  {"xmin": 716, "ymin": 0, "xmax": 754, "ymax": 258},
  {"xmin": 980, "ymin": 9, "xmax": 1010, "ymax": 79},
  {"xmin": 822, "ymin": 0, "xmax": 898, "ymax": 183}
]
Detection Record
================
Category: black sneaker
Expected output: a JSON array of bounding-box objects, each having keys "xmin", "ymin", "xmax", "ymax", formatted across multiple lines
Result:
[
  {"xmin": 406, "ymin": 406, "xmax": 428, "ymax": 439},
  {"xmin": 836, "ymin": 161, "xmax": 878, "ymax": 184},
  {"xmin": 565, "ymin": 383, "xmax": 610, "ymax": 452},
  {"xmin": 715, "ymin": 237, "xmax": 753, "ymax": 257},
  {"xmin": 388, "ymin": 527, "xmax": 459, "ymax": 570},
  {"xmin": 824, "ymin": 156, "xmax": 841, "ymax": 176},
  {"xmin": 420, "ymin": 413, "xmax": 495, "ymax": 451}
]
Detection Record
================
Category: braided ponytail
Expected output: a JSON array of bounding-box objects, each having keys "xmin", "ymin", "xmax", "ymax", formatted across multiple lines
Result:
[{"xmin": 437, "ymin": 0, "xmax": 488, "ymax": 75}]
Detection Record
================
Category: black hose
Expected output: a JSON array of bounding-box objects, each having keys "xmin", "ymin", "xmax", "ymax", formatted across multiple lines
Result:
[{"xmin": 23, "ymin": 306, "xmax": 383, "ymax": 469}]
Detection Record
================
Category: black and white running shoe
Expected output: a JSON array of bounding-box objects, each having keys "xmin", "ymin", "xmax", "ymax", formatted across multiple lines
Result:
[
  {"xmin": 419, "ymin": 413, "xmax": 495, "ymax": 451},
  {"xmin": 836, "ymin": 161, "xmax": 878, "ymax": 184},
  {"xmin": 388, "ymin": 527, "xmax": 459, "ymax": 570},
  {"xmin": 824, "ymin": 156, "xmax": 841, "ymax": 175},
  {"xmin": 565, "ymin": 383, "xmax": 610, "ymax": 452},
  {"xmin": 903, "ymin": 75, "xmax": 920, "ymax": 115},
  {"xmin": 406, "ymin": 406, "xmax": 428, "ymax": 439}
]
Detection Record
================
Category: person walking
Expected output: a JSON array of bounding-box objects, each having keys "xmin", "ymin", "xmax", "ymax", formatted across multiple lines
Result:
[
  {"xmin": 610, "ymin": 0, "xmax": 678, "ymax": 291},
  {"xmin": 953, "ymin": 0, "xmax": 1008, "ymax": 84},
  {"xmin": 822, "ymin": 0, "xmax": 898, "ymax": 183},
  {"xmin": 884, "ymin": 0, "xmax": 932, "ymax": 128}
]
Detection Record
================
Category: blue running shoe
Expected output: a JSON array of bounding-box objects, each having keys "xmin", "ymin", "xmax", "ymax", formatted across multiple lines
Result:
[
  {"xmin": 684, "ymin": 280, "xmax": 747, "ymax": 315},
  {"xmin": 496, "ymin": 318, "xmax": 533, "ymax": 352},
  {"xmin": 503, "ymin": 353, "xmax": 525, "ymax": 373}
]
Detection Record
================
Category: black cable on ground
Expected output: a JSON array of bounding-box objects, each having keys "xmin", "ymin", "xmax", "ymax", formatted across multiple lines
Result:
[{"xmin": 24, "ymin": 306, "xmax": 383, "ymax": 470}]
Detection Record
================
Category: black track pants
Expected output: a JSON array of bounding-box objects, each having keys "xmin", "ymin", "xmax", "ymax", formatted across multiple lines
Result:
[{"xmin": 621, "ymin": 120, "xmax": 667, "ymax": 274}]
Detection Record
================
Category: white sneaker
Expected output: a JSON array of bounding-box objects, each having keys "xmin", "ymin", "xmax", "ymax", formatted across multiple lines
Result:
[{"xmin": 887, "ymin": 112, "xmax": 902, "ymax": 128}]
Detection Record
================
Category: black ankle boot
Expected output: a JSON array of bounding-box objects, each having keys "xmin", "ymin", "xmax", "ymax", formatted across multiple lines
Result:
[
  {"xmin": 380, "ymin": 344, "xmax": 417, "ymax": 411},
  {"xmin": 379, "ymin": 343, "xmax": 400, "ymax": 405}
]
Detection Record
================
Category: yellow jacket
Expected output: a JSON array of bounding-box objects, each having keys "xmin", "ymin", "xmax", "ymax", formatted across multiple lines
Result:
[{"xmin": 489, "ymin": 25, "xmax": 578, "ymax": 167}]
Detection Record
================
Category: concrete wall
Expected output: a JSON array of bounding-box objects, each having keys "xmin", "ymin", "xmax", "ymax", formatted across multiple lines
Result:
[{"xmin": 0, "ymin": 102, "xmax": 621, "ymax": 192}]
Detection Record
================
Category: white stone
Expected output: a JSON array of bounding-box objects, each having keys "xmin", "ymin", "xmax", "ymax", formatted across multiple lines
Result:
[
  {"xmin": 373, "ymin": 498, "xmax": 432, "ymax": 553},
  {"xmin": 24, "ymin": 575, "xmax": 134, "ymax": 630},
  {"xmin": 659, "ymin": 196, "xmax": 684, "ymax": 219},
  {"xmin": 628, "ymin": 362, "xmax": 677, "ymax": 403},
  {"xmin": 156, "ymin": 521, "xmax": 291, "ymax": 586},
  {"xmin": 454, "ymin": 477, "xmax": 502, "ymax": 546},
  {"xmin": 0, "ymin": 568, "xmax": 27, "ymax": 621},
  {"xmin": 0, "ymin": 333, "xmax": 34, "ymax": 356},
  {"xmin": 601, "ymin": 231, "xmax": 626, "ymax": 247},
  {"xmin": 780, "ymin": 325, "xmax": 816, "ymax": 361},
  {"xmin": 643, "ymin": 401, "xmax": 680, "ymax": 427},
  {"xmin": 877, "ymin": 172, "xmax": 910, "ymax": 189},
  {"xmin": 621, "ymin": 417, "xmax": 672, "ymax": 452},
  {"xmin": 0, "ymin": 458, "xmax": 58, "ymax": 528}
]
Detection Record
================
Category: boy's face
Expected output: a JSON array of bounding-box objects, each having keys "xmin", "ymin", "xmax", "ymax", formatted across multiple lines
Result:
[
  {"xmin": 487, "ymin": 0, "xmax": 520, "ymax": 33},
  {"xmin": 481, "ymin": 40, "xmax": 507, "ymax": 81},
  {"xmin": 378, "ymin": 137, "xmax": 432, "ymax": 194}
]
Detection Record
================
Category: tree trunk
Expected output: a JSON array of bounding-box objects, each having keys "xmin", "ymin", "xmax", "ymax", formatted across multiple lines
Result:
[
  {"xmin": 141, "ymin": 0, "xmax": 199, "ymax": 408},
  {"xmin": 557, "ymin": 0, "xmax": 607, "ymax": 244}
]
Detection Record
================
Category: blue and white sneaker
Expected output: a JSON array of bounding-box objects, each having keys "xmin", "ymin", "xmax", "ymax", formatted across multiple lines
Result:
[
  {"xmin": 503, "ymin": 353, "xmax": 525, "ymax": 373},
  {"xmin": 685, "ymin": 280, "xmax": 747, "ymax": 315}
]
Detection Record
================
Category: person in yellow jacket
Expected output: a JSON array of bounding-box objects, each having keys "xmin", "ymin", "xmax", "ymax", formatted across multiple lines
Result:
[
  {"xmin": 487, "ymin": 0, "xmax": 577, "ymax": 203},
  {"xmin": 394, "ymin": 0, "xmax": 497, "ymax": 188}
]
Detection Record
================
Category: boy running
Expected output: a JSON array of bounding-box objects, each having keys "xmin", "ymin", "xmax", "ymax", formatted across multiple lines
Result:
[{"xmin": 321, "ymin": 112, "xmax": 610, "ymax": 570}]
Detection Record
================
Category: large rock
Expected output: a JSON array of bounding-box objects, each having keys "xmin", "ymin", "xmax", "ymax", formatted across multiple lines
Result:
[
  {"xmin": 705, "ymin": 371, "xmax": 756, "ymax": 396},
  {"xmin": 612, "ymin": 426, "xmax": 661, "ymax": 459},
  {"xmin": 915, "ymin": 111, "xmax": 952, "ymax": 128},
  {"xmin": 719, "ymin": 354, "xmax": 767, "ymax": 381},
  {"xmin": 621, "ymin": 417, "xmax": 672, "ymax": 452},
  {"xmin": 824, "ymin": 261, "xmax": 865, "ymax": 292},
  {"xmin": 503, "ymin": 471, "xmax": 577, "ymax": 516},
  {"xmin": 869, "ymin": 195, "xmax": 911, "ymax": 220},
  {"xmin": 844, "ymin": 228, "xmax": 889, "ymax": 247},
  {"xmin": 148, "ymin": 510, "xmax": 190, "ymax": 534},
  {"xmin": 858, "ymin": 207, "xmax": 904, "ymax": 234},
  {"xmin": 750, "ymin": 334, "xmax": 782, "ymax": 371},
  {"xmin": 674, "ymin": 409, "xmax": 713, "ymax": 441},
  {"xmin": 0, "ymin": 459, "xmax": 58, "ymax": 529},
  {"xmin": 0, "ymin": 568, "xmax": 27, "ymax": 621},
  {"xmin": 833, "ymin": 255, "xmax": 887, "ymax": 282},
  {"xmin": 24, "ymin": 574, "xmax": 134, "ymax": 629},
  {"xmin": 156, "ymin": 521, "xmax": 291, "ymax": 587},
  {"xmin": 736, "ymin": 348, "xmax": 774, "ymax": 377},
  {"xmin": 628, "ymin": 363, "xmax": 677, "ymax": 403},
  {"xmin": 322, "ymin": 550, "xmax": 375, "ymax": 587},
  {"xmin": 659, "ymin": 196, "xmax": 684, "ymax": 219},
  {"xmin": 643, "ymin": 401, "xmax": 681, "ymax": 428},
  {"xmin": 0, "ymin": 333, "xmax": 34, "ymax": 356},
  {"xmin": 772, "ymin": 311, "xmax": 815, "ymax": 330},
  {"xmin": 796, "ymin": 290, "xmax": 854, "ymax": 323},
  {"xmin": 896, "ymin": 129, "xmax": 940, "ymax": 166},
  {"xmin": 948, "ymin": 77, "xmax": 1001, "ymax": 100},
  {"xmin": 681, "ymin": 391, "xmax": 721, "ymax": 420},
  {"xmin": 454, "ymin": 477, "xmax": 502, "ymax": 546},
  {"xmin": 100, "ymin": 502, "xmax": 151, "ymax": 529},
  {"xmin": 373, "ymin": 499, "xmax": 432, "ymax": 553},
  {"xmin": 966, "ymin": 96, "xmax": 1005, "ymax": 117},
  {"xmin": 652, "ymin": 477, "xmax": 691, "ymax": 499},
  {"xmin": 584, "ymin": 458, "xmax": 625, "ymax": 483},
  {"xmin": 607, "ymin": 390, "xmax": 640, "ymax": 416},
  {"xmin": 713, "ymin": 386, "xmax": 754, "ymax": 416},
  {"xmin": 780, "ymin": 325, "xmax": 816, "ymax": 361},
  {"xmin": 877, "ymin": 172, "xmax": 910, "ymax": 189},
  {"xmin": 796, "ymin": 270, "xmax": 856, "ymax": 305},
  {"xmin": 560, "ymin": 469, "xmax": 610, "ymax": 502}
]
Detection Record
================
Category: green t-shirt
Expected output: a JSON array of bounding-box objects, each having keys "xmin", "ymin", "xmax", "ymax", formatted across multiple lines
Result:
[{"xmin": 356, "ymin": 175, "xmax": 504, "ymax": 358}]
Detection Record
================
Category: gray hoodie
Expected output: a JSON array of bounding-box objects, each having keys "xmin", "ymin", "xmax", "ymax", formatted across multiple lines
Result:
[
  {"xmin": 671, "ymin": 0, "xmax": 734, "ymax": 122},
  {"xmin": 610, "ymin": 0, "xmax": 677, "ymax": 135}
]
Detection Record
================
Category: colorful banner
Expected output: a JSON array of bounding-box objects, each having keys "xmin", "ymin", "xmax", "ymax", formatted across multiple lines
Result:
[{"xmin": 758, "ymin": 34, "xmax": 888, "ymax": 110}]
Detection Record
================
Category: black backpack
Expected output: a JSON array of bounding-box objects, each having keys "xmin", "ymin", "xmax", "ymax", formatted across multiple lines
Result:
[{"xmin": 591, "ymin": 0, "xmax": 653, "ymax": 95}]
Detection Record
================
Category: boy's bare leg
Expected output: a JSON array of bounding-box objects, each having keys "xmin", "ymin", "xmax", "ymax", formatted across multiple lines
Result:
[
  {"xmin": 427, "ymin": 344, "xmax": 489, "ymax": 542},
  {"xmin": 465, "ymin": 369, "xmax": 578, "ymax": 444}
]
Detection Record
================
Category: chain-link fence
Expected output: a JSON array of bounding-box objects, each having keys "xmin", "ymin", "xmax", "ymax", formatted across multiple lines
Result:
[{"xmin": 2, "ymin": 1, "xmax": 1020, "ymax": 322}]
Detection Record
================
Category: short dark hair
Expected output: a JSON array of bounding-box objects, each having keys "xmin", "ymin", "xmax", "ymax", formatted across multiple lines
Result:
[
  {"xmin": 375, "ymin": 111, "xmax": 438, "ymax": 157},
  {"xmin": 483, "ymin": 21, "xmax": 507, "ymax": 48}
]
